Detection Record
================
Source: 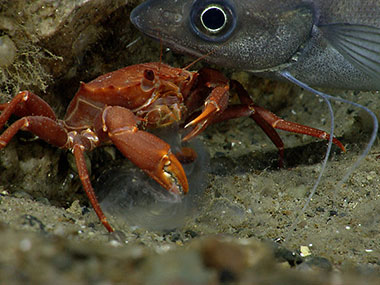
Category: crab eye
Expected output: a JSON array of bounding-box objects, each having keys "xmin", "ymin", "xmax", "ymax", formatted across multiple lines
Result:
[
  {"xmin": 144, "ymin": 69, "xmax": 155, "ymax": 81},
  {"xmin": 190, "ymin": 0, "xmax": 236, "ymax": 42},
  {"xmin": 141, "ymin": 69, "xmax": 156, "ymax": 91}
]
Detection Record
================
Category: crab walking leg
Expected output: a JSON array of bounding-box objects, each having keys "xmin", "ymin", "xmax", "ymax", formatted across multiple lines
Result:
[
  {"xmin": 233, "ymin": 80, "xmax": 345, "ymax": 152},
  {"xmin": 183, "ymin": 79, "xmax": 344, "ymax": 165},
  {"xmin": 254, "ymin": 105, "xmax": 345, "ymax": 150},
  {"xmin": 0, "ymin": 115, "xmax": 115, "ymax": 232},
  {"xmin": 0, "ymin": 91, "xmax": 57, "ymax": 129},
  {"xmin": 216, "ymin": 104, "xmax": 288, "ymax": 167},
  {"xmin": 184, "ymin": 102, "xmax": 288, "ymax": 166},
  {"xmin": 72, "ymin": 144, "xmax": 114, "ymax": 233},
  {"xmin": 102, "ymin": 106, "xmax": 188, "ymax": 195},
  {"xmin": 0, "ymin": 116, "xmax": 67, "ymax": 148},
  {"xmin": 0, "ymin": 94, "xmax": 114, "ymax": 232}
]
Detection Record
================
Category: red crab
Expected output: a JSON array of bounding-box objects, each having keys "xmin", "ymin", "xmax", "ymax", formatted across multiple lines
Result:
[{"xmin": 0, "ymin": 63, "xmax": 344, "ymax": 232}]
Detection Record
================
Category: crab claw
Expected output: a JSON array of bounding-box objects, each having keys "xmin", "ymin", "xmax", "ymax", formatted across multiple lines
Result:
[
  {"xmin": 183, "ymin": 85, "xmax": 230, "ymax": 141},
  {"xmin": 185, "ymin": 101, "xmax": 218, "ymax": 129},
  {"xmin": 183, "ymin": 102, "xmax": 218, "ymax": 141},
  {"xmin": 112, "ymin": 132, "xmax": 189, "ymax": 196},
  {"xmin": 148, "ymin": 149, "xmax": 188, "ymax": 195},
  {"xmin": 103, "ymin": 106, "xmax": 189, "ymax": 196}
]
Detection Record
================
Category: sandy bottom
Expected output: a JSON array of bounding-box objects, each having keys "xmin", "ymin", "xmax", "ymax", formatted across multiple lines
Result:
[{"xmin": 0, "ymin": 80, "xmax": 379, "ymax": 283}]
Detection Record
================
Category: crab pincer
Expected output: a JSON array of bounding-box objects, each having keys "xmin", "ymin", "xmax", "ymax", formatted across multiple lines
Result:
[{"xmin": 100, "ymin": 105, "xmax": 188, "ymax": 195}]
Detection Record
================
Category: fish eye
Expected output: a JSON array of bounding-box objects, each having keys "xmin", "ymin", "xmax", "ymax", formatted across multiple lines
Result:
[
  {"xmin": 190, "ymin": 0, "xmax": 236, "ymax": 42},
  {"xmin": 201, "ymin": 5, "xmax": 227, "ymax": 33}
]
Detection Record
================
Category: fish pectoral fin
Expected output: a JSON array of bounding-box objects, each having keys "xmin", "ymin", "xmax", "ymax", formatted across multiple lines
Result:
[{"xmin": 319, "ymin": 23, "xmax": 380, "ymax": 79}]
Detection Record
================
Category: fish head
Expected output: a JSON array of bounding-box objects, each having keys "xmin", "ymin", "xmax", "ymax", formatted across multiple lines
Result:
[{"xmin": 131, "ymin": 0, "xmax": 314, "ymax": 71}]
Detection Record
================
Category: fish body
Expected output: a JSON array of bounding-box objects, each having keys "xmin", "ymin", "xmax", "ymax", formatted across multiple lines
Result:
[{"xmin": 131, "ymin": 0, "xmax": 380, "ymax": 90}]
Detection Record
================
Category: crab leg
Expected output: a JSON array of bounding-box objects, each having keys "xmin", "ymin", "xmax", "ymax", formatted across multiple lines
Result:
[
  {"xmin": 232, "ymin": 80, "xmax": 345, "ymax": 152},
  {"xmin": 183, "ymin": 79, "xmax": 344, "ymax": 166},
  {"xmin": 0, "ymin": 107, "xmax": 115, "ymax": 232},
  {"xmin": 0, "ymin": 91, "xmax": 115, "ymax": 232},
  {"xmin": 72, "ymin": 143, "xmax": 114, "ymax": 232},
  {"xmin": 183, "ymin": 69, "xmax": 231, "ymax": 140},
  {"xmin": 0, "ymin": 116, "xmax": 67, "ymax": 148},
  {"xmin": 0, "ymin": 91, "xmax": 66, "ymax": 148},
  {"xmin": 0, "ymin": 91, "xmax": 57, "ymax": 129},
  {"xmin": 101, "ymin": 106, "xmax": 188, "ymax": 195}
]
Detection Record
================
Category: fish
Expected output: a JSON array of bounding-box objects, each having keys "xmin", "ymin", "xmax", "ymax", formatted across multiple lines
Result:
[
  {"xmin": 130, "ymin": 0, "xmax": 380, "ymax": 223},
  {"xmin": 130, "ymin": 0, "xmax": 380, "ymax": 91}
]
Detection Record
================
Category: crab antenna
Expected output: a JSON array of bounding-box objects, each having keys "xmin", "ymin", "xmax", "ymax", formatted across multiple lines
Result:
[
  {"xmin": 183, "ymin": 49, "xmax": 218, "ymax": 70},
  {"xmin": 158, "ymin": 35, "xmax": 163, "ymax": 75},
  {"xmin": 183, "ymin": 39, "xmax": 231, "ymax": 70},
  {"xmin": 158, "ymin": 37, "xmax": 163, "ymax": 72}
]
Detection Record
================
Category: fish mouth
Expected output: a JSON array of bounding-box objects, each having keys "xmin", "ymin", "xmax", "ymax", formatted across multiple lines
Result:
[
  {"xmin": 130, "ymin": 1, "xmax": 163, "ymax": 38},
  {"xmin": 130, "ymin": 3, "xmax": 144, "ymax": 29}
]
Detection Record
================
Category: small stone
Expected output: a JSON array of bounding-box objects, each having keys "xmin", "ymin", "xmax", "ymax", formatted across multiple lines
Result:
[
  {"xmin": 66, "ymin": 200, "xmax": 82, "ymax": 216},
  {"xmin": 0, "ymin": 35, "xmax": 17, "ymax": 67},
  {"xmin": 302, "ymin": 256, "xmax": 333, "ymax": 272},
  {"xmin": 19, "ymin": 238, "xmax": 32, "ymax": 252},
  {"xmin": 13, "ymin": 191, "xmax": 33, "ymax": 200},
  {"xmin": 300, "ymin": 246, "xmax": 311, "ymax": 257},
  {"xmin": 35, "ymin": 197, "xmax": 50, "ymax": 205}
]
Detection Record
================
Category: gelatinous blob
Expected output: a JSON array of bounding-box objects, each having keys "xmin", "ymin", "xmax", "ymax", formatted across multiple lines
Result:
[{"xmin": 94, "ymin": 127, "xmax": 209, "ymax": 230}]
